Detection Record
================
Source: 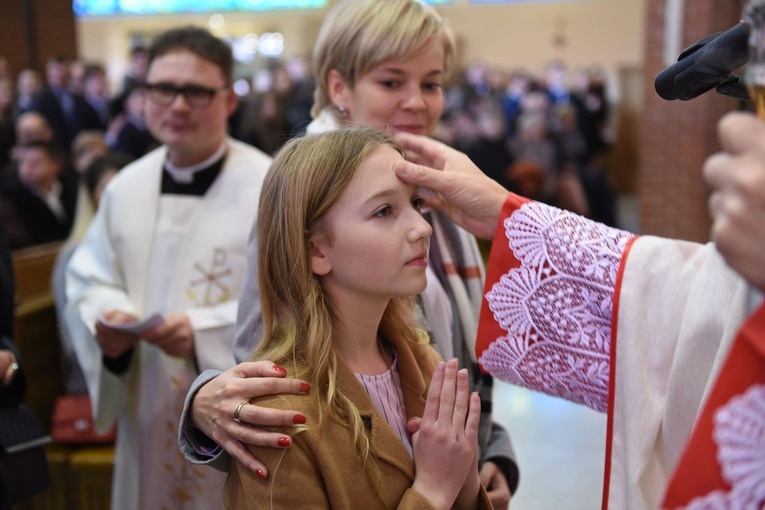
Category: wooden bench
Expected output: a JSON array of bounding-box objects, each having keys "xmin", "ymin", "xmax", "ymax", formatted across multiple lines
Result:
[
  {"xmin": 11, "ymin": 241, "xmax": 114, "ymax": 510},
  {"xmin": 12, "ymin": 241, "xmax": 65, "ymax": 430},
  {"xmin": 16, "ymin": 445, "xmax": 114, "ymax": 510}
]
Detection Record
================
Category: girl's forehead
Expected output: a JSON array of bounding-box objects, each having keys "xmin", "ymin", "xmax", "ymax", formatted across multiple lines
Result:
[
  {"xmin": 358, "ymin": 146, "xmax": 404, "ymax": 177},
  {"xmin": 340, "ymin": 147, "xmax": 407, "ymax": 198}
]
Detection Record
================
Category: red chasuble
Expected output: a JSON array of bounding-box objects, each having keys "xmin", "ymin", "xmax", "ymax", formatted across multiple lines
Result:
[{"xmin": 662, "ymin": 303, "xmax": 765, "ymax": 509}]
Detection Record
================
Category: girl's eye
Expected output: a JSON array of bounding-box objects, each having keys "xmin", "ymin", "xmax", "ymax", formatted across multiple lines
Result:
[
  {"xmin": 424, "ymin": 82, "xmax": 442, "ymax": 91},
  {"xmin": 374, "ymin": 205, "xmax": 393, "ymax": 218},
  {"xmin": 412, "ymin": 197, "xmax": 425, "ymax": 213},
  {"xmin": 380, "ymin": 80, "xmax": 400, "ymax": 89}
]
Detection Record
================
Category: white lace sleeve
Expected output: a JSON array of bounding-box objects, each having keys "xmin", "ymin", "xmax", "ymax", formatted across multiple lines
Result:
[{"xmin": 478, "ymin": 202, "xmax": 634, "ymax": 412}]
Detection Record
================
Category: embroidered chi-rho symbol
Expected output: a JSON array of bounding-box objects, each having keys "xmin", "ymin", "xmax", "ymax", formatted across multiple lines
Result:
[{"xmin": 187, "ymin": 248, "xmax": 232, "ymax": 306}]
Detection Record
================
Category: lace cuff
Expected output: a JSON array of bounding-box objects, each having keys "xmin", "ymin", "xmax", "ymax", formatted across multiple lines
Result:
[{"xmin": 477, "ymin": 201, "xmax": 634, "ymax": 412}]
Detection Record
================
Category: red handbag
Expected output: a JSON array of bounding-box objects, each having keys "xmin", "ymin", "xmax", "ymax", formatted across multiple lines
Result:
[{"xmin": 51, "ymin": 395, "xmax": 116, "ymax": 444}]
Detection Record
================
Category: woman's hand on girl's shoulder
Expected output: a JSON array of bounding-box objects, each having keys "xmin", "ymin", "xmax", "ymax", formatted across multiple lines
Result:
[{"xmin": 190, "ymin": 360, "xmax": 310, "ymax": 478}]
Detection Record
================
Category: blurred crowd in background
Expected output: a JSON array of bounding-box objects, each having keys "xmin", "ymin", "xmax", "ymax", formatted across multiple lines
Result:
[{"xmin": 0, "ymin": 47, "xmax": 619, "ymax": 252}]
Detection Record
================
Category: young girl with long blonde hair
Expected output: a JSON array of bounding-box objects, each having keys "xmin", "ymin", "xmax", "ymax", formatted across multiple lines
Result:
[{"xmin": 224, "ymin": 127, "xmax": 490, "ymax": 509}]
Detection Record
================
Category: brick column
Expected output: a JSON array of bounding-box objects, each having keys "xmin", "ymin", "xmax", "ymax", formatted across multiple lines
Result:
[
  {"xmin": 639, "ymin": 0, "xmax": 745, "ymax": 242},
  {"xmin": 0, "ymin": 0, "xmax": 77, "ymax": 76}
]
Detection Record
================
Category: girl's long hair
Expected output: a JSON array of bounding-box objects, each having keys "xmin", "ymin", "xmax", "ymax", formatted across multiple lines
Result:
[{"xmin": 251, "ymin": 127, "xmax": 423, "ymax": 494}]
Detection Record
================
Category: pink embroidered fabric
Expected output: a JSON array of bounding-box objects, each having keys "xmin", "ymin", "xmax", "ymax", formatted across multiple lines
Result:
[
  {"xmin": 680, "ymin": 384, "xmax": 765, "ymax": 509},
  {"xmin": 478, "ymin": 202, "xmax": 634, "ymax": 412}
]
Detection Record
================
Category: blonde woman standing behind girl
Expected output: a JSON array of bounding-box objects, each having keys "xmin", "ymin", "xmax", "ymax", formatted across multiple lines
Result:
[
  {"xmin": 182, "ymin": 1, "xmax": 516, "ymax": 507},
  {"xmin": 224, "ymin": 127, "xmax": 491, "ymax": 509}
]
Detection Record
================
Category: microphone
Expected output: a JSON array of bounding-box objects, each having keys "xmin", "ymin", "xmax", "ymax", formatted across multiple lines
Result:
[{"xmin": 655, "ymin": 21, "xmax": 750, "ymax": 101}]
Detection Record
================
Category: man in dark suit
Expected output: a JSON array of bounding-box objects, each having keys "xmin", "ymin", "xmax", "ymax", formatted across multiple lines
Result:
[
  {"xmin": 0, "ymin": 141, "xmax": 77, "ymax": 246},
  {"xmin": 109, "ymin": 85, "xmax": 158, "ymax": 159},
  {"xmin": 31, "ymin": 56, "xmax": 104, "ymax": 150}
]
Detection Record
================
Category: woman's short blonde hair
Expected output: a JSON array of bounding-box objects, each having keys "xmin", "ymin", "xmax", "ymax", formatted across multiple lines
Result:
[{"xmin": 311, "ymin": 0, "xmax": 456, "ymax": 118}]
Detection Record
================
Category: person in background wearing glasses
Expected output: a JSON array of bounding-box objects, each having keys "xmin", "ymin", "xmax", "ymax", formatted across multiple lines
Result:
[{"xmin": 64, "ymin": 26, "xmax": 272, "ymax": 510}]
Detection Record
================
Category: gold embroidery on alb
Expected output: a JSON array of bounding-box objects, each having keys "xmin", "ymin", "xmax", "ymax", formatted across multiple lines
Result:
[{"xmin": 188, "ymin": 248, "xmax": 232, "ymax": 306}]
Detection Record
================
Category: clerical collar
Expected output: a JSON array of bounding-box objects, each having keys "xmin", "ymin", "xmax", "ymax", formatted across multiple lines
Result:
[
  {"xmin": 164, "ymin": 143, "xmax": 227, "ymax": 183},
  {"xmin": 161, "ymin": 143, "xmax": 227, "ymax": 196}
]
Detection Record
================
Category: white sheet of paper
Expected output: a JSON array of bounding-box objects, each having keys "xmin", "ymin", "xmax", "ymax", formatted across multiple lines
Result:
[{"xmin": 98, "ymin": 313, "xmax": 163, "ymax": 335}]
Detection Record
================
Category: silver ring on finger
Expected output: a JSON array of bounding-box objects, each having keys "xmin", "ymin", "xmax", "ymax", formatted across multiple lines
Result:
[{"xmin": 233, "ymin": 400, "xmax": 248, "ymax": 423}]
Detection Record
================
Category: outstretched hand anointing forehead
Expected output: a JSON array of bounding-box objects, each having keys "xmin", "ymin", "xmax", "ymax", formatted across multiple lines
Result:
[{"xmin": 394, "ymin": 132, "xmax": 509, "ymax": 240}]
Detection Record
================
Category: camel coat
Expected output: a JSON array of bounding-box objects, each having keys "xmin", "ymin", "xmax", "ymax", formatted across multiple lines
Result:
[{"xmin": 224, "ymin": 333, "xmax": 492, "ymax": 509}]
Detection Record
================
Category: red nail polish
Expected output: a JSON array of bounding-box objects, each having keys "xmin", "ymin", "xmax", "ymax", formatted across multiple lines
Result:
[
  {"xmin": 278, "ymin": 437, "xmax": 291, "ymax": 447},
  {"xmin": 299, "ymin": 382, "xmax": 311, "ymax": 393},
  {"xmin": 256, "ymin": 469, "xmax": 267, "ymax": 480},
  {"xmin": 273, "ymin": 366, "xmax": 287, "ymax": 375},
  {"xmin": 293, "ymin": 414, "xmax": 306, "ymax": 425}
]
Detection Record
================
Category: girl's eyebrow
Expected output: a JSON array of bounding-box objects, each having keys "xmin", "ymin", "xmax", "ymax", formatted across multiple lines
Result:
[
  {"xmin": 363, "ymin": 189, "xmax": 396, "ymax": 205},
  {"xmin": 363, "ymin": 184, "xmax": 419, "ymax": 205}
]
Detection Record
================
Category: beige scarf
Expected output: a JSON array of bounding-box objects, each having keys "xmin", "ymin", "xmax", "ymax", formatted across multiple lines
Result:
[{"xmin": 429, "ymin": 211, "xmax": 485, "ymax": 362}]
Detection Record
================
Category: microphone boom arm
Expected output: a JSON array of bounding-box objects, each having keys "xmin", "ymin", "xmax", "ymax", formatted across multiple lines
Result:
[
  {"xmin": 673, "ymin": 63, "xmax": 749, "ymax": 101},
  {"xmin": 716, "ymin": 76, "xmax": 750, "ymax": 101}
]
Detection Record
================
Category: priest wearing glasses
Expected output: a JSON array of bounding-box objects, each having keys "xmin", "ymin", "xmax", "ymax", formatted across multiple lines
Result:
[{"xmin": 64, "ymin": 26, "xmax": 272, "ymax": 510}]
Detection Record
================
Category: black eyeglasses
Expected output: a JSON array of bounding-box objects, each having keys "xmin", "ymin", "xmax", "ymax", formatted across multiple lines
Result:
[{"xmin": 143, "ymin": 82, "xmax": 228, "ymax": 109}]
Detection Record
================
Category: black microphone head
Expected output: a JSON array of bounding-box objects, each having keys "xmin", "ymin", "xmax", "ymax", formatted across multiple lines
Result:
[
  {"xmin": 655, "ymin": 60, "xmax": 693, "ymax": 100},
  {"xmin": 655, "ymin": 22, "xmax": 750, "ymax": 101}
]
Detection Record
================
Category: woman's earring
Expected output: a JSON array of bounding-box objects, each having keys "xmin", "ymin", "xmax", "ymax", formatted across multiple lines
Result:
[{"xmin": 338, "ymin": 104, "xmax": 348, "ymax": 118}]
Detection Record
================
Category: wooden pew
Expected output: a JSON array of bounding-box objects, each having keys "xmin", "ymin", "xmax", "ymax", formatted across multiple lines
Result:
[
  {"xmin": 11, "ymin": 241, "xmax": 114, "ymax": 510},
  {"xmin": 11, "ymin": 241, "xmax": 65, "ymax": 430}
]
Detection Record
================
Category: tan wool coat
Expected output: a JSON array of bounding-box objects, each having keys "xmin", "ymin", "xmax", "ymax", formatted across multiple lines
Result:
[{"xmin": 224, "ymin": 332, "xmax": 492, "ymax": 510}]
